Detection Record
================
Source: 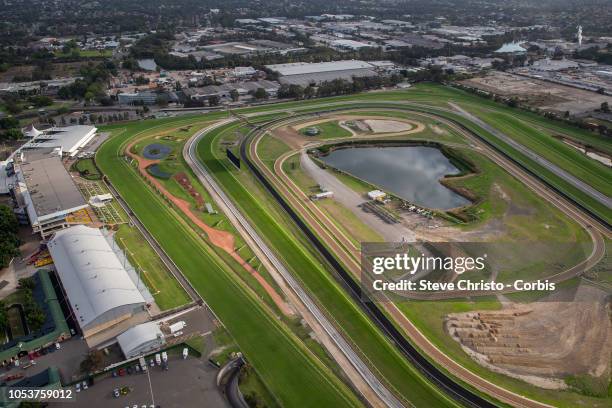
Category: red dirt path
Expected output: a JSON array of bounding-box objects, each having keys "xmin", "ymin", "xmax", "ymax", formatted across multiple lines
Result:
[{"xmin": 126, "ymin": 141, "xmax": 292, "ymax": 316}]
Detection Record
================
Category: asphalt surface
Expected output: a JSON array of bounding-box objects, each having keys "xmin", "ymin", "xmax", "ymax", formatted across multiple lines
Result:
[
  {"xmin": 184, "ymin": 120, "xmax": 404, "ymax": 408},
  {"xmin": 57, "ymin": 353, "xmax": 228, "ymax": 408}
]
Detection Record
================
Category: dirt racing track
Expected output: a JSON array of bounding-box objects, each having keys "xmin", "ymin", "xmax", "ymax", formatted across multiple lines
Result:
[{"xmin": 188, "ymin": 102, "xmax": 610, "ymax": 408}]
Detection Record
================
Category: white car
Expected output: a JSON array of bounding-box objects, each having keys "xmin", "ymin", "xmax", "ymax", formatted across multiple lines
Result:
[
  {"xmin": 82, "ymin": 381, "xmax": 88, "ymax": 390},
  {"xmin": 75, "ymin": 383, "xmax": 81, "ymax": 393}
]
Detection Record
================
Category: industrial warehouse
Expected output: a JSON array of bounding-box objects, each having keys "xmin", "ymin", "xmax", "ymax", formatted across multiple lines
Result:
[
  {"xmin": 47, "ymin": 225, "xmax": 153, "ymax": 346},
  {"xmin": 265, "ymin": 60, "xmax": 379, "ymax": 86}
]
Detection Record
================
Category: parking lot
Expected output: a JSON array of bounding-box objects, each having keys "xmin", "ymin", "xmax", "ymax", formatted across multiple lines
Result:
[{"xmin": 57, "ymin": 348, "xmax": 229, "ymax": 408}]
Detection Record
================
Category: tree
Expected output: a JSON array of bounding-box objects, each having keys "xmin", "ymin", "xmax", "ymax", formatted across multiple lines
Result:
[
  {"xmin": 2, "ymin": 128, "xmax": 22, "ymax": 141},
  {"xmin": 304, "ymin": 86, "xmax": 315, "ymax": 99},
  {"xmin": 601, "ymin": 102, "xmax": 610, "ymax": 113},
  {"xmin": 229, "ymin": 89, "xmax": 239, "ymax": 102},
  {"xmin": 18, "ymin": 277, "xmax": 35, "ymax": 291},
  {"xmin": 0, "ymin": 300, "xmax": 7, "ymax": 333},
  {"xmin": 0, "ymin": 205, "xmax": 19, "ymax": 268},
  {"xmin": 156, "ymin": 96, "xmax": 168, "ymax": 108},
  {"xmin": 80, "ymin": 350, "xmax": 105, "ymax": 373},
  {"xmin": 208, "ymin": 94, "xmax": 220, "ymax": 106},
  {"xmin": 253, "ymin": 87, "xmax": 268, "ymax": 100}
]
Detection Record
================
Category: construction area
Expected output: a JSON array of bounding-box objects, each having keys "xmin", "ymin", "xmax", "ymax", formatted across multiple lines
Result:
[
  {"xmin": 446, "ymin": 285, "xmax": 611, "ymax": 390},
  {"xmin": 459, "ymin": 71, "xmax": 611, "ymax": 115}
]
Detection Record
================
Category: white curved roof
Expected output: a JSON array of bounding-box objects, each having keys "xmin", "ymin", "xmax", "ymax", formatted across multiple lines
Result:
[
  {"xmin": 495, "ymin": 42, "xmax": 526, "ymax": 53},
  {"xmin": 22, "ymin": 124, "xmax": 43, "ymax": 138},
  {"xmin": 48, "ymin": 225, "xmax": 146, "ymax": 329},
  {"xmin": 117, "ymin": 321, "xmax": 164, "ymax": 357}
]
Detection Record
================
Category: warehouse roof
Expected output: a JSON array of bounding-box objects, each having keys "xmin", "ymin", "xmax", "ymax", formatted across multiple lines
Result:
[
  {"xmin": 117, "ymin": 322, "xmax": 164, "ymax": 357},
  {"xmin": 16, "ymin": 152, "xmax": 87, "ymax": 225},
  {"xmin": 265, "ymin": 60, "xmax": 374, "ymax": 76},
  {"xmin": 278, "ymin": 68, "xmax": 378, "ymax": 87},
  {"xmin": 48, "ymin": 225, "xmax": 146, "ymax": 330}
]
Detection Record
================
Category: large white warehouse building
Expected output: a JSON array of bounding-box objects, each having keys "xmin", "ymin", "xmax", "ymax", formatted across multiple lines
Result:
[
  {"xmin": 48, "ymin": 225, "xmax": 149, "ymax": 345},
  {"xmin": 265, "ymin": 60, "xmax": 378, "ymax": 87}
]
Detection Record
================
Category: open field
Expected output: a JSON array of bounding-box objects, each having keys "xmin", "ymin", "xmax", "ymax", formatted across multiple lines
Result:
[
  {"xmin": 114, "ymin": 223, "xmax": 190, "ymax": 310},
  {"xmin": 96, "ymin": 118, "xmax": 362, "ymax": 408},
  {"xmin": 72, "ymin": 158, "xmax": 102, "ymax": 180},
  {"xmin": 297, "ymin": 120, "xmax": 353, "ymax": 139},
  {"xmin": 459, "ymin": 71, "xmax": 612, "ymax": 115}
]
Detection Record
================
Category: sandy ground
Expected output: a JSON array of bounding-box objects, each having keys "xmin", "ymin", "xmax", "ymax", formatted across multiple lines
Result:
[
  {"xmin": 447, "ymin": 284, "xmax": 611, "ymax": 389},
  {"xmin": 362, "ymin": 119, "xmax": 413, "ymax": 133},
  {"xmin": 460, "ymin": 72, "xmax": 611, "ymax": 115}
]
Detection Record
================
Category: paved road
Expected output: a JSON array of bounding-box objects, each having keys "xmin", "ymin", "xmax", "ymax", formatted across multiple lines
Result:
[
  {"xmin": 449, "ymin": 102, "xmax": 612, "ymax": 209},
  {"xmin": 184, "ymin": 121, "xmax": 404, "ymax": 408},
  {"xmin": 300, "ymin": 151, "xmax": 415, "ymax": 243}
]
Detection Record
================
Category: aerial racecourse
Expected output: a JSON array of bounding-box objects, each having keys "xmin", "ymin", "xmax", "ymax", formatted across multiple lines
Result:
[{"xmin": 96, "ymin": 83, "xmax": 611, "ymax": 408}]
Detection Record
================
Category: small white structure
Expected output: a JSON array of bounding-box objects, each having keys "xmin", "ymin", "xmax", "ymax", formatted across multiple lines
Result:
[
  {"xmin": 368, "ymin": 190, "xmax": 386, "ymax": 201},
  {"xmin": 312, "ymin": 191, "xmax": 334, "ymax": 200},
  {"xmin": 89, "ymin": 193, "xmax": 113, "ymax": 208},
  {"xmin": 117, "ymin": 322, "xmax": 165, "ymax": 359},
  {"xmin": 168, "ymin": 321, "xmax": 186, "ymax": 334},
  {"xmin": 22, "ymin": 124, "xmax": 43, "ymax": 138}
]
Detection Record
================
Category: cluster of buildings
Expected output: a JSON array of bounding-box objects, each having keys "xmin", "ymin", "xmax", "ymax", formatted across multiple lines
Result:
[
  {"xmin": 3, "ymin": 125, "xmax": 97, "ymax": 237},
  {"xmin": 512, "ymin": 59, "xmax": 612, "ymax": 95},
  {"xmin": 170, "ymin": 35, "xmax": 306, "ymax": 62},
  {"xmin": 1, "ymin": 124, "xmax": 172, "ymax": 361}
]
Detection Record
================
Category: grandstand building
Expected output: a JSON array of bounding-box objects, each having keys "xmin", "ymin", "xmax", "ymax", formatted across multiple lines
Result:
[
  {"xmin": 12, "ymin": 149, "xmax": 90, "ymax": 238},
  {"xmin": 21, "ymin": 125, "xmax": 97, "ymax": 158},
  {"xmin": 47, "ymin": 225, "xmax": 151, "ymax": 346}
]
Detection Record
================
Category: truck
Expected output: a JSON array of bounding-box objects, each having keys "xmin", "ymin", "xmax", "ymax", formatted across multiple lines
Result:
[
  {"xmin": 168, "ymin": 321, "xmax": 186, "ymax": 334},
  {"xmin": 311, "ymin": 191, "xmax": 333, "ymax": 201}
]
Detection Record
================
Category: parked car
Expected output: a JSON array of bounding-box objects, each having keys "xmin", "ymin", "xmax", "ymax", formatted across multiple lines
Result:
[
  {"xmin": 75, "ymin": 383, "xmax": 81, "ymax": 393},
  {"xmin": 113, "ymin": 388, "xmax": 120, "ymax": 398},
  {"xmin": 82, "ymin": 381, "xmax": 88, "ymax": 390}
]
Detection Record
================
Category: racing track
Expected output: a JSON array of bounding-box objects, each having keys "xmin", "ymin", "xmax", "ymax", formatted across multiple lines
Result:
[
  {"xmin": 238, "ymin": 104, "xmax": 608, "ymax": 407},
  {"xmin": 185, "ymin": 120, "xmax": 406, "ymax": 408},
  {"xmin": 263, "ymin": 108, "xmax": 607, "ymax": 300},
  {"xmin": 189, "ymin": 102, "xmax": 609, "ymax": 408}
]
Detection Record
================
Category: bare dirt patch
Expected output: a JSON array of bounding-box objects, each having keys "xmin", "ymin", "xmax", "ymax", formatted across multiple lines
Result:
[
  {"xmin": 460, "ymin": 71, "xmax": 611, "ymax": 115},
  {"xmin": 446, "ymin": 284, "xmax": 611, "ymax": 389},
  {"xmin": 362, "ymin": 119, "xmax": 413, "ymax": 133}
]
